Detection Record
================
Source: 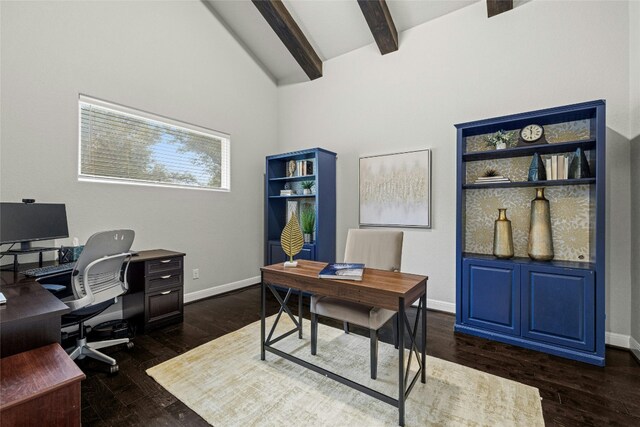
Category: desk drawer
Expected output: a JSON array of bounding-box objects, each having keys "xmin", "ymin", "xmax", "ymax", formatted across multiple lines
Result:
[
  {"xmin": 145, "ymin": 272, "xmax": 182, "ymax": 292},
  {"xmin": 145, "ymin": 286, "xmax": 183, "ymax": 326},
  {"xmin": 146, "ymin": 257, "xmax": 183, "ymax": 276}
]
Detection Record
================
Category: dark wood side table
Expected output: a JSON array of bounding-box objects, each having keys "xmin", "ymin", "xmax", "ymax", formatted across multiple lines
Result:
[
  {"xmin": 0, "ymin": 343, "xmax": 85, "ymax": 426},
  {"xmin": 124, "ymin": 249, "xmax": 185, "ymax": 331}
]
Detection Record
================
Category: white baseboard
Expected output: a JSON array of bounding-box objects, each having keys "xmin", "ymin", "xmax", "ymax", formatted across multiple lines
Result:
[
  {"xmin": 427, "ymin": 298, "xmax": 456, "ymax": 313},
  {"xmin": 184, "ymin": 276, "xmax": 260, "ymax": 304},
  {"xmin": 605, "ymin": 331, "xmax": 630, "ymax": 349},
  {"xmin": 630, "ymin": 336, "xmax": 640, "ymax": 362}
]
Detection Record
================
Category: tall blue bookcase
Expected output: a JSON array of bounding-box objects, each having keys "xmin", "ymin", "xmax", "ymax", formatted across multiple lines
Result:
[
  {"xmin": 265, "ymin": 148, "xmax": 336, "ymax": 265},
  {"xmin": 454, "ymin": 100, "xmax": 606, "ymax": 366}
]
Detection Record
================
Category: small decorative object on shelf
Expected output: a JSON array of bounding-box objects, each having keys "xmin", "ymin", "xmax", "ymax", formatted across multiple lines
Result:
[
  {"xmin": 517, "ymin": 123, "xmax": 548, "ymax": 147},
  {"xmin": 281, "ymin": 214, "xmax": 304, "ymax": 267},
  {"xmin": 300, "ymin": 205, "xmax": 315, "ymax": 243},
  {"xmin": 474, "ymin": 168, "xmax": 511, "ymax": 184},
  {"xmin": 287, "ymin": 160, "xmax": 297, "ymax": 177},
  {"xmin": 493, "ymin": 208, "xmax": 514, "ymax": 259},
  {"xmin": 568, "ymin": 147, "xmax": 591, "ymax": 179},
  {"xmin": 301, "ymin": 181, "xmax": 314, "ymax": 195},
  {"xmin": 485, "ymin": 129, "xmax": 514, "ymax": 150},
  {"xmin": 528, "ymin": 187, "xmax": 554, "ymax": 261},
  {"xmin": 527, "ymin": 152, "xmax": 547, "ymax": 181}
]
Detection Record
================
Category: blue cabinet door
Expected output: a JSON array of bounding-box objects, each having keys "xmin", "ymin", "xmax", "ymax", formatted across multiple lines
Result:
[
  {"xmin": 521, "ymin": 266, "xmax": 595, "ymax": 351},
  {"xmin": 462, "ymin": 258, "xmax": 520, "ymax": 335},
  {"xmin": 268, "ymin": 241, "xmax": 315, "ymax": 265}
]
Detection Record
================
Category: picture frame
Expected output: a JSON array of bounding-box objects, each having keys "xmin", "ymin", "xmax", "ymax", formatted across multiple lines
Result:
[{"xmin": 359, "ymin": 149, "xmax": 431, "ymax": 228}]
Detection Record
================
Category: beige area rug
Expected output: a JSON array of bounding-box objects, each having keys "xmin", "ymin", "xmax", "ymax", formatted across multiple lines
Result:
[{"xmin": 147, "ymin": 315, "xmax": 544, "ymax": 426}]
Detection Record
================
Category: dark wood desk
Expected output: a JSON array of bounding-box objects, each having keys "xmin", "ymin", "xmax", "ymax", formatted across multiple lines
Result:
[
  {"xmin": 0, "ymin": 249, "xmax": 185, "ymax": 357},
  {"xmin": 0, "ymin": 269, "xmax": 70, "ymax": 358},
  {"xmin": 0, "ymin": 343, "xmax": 85, "ymax": 426},
  {"xmin": 260, "ymin": 260, "xmax": 428, "ymax": 427}
]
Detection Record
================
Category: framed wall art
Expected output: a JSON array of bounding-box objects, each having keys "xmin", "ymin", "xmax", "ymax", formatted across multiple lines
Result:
[{"xmin": 359, "ymin": 149, "xmax": 431, "ymax": 228}]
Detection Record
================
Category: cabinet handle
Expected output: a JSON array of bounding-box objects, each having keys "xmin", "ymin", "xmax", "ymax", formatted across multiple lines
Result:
[
  {"xmin": 161, "ymin": 275, "xmax": 172, "ymax": 279},
  {"xmin": 160, "ymin": 259, "xmax": 172, "ymax": 264},
  {"xmin": 160, "ymin": 290, "xmax": 172, "ymax": 295}
]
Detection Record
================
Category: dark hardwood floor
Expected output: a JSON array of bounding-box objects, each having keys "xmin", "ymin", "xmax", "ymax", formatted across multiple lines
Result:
[{"xmin": 77, "ymin": 285, "xmax": 639, "ymax": 426}]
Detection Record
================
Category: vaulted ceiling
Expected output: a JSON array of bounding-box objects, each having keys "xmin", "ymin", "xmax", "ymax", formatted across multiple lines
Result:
[{"xmin": 204, "ymin": 0, "xmax": 485, "ymax": 85}]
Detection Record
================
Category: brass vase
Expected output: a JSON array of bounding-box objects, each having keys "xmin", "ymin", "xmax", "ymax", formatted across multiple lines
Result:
[
  {"xmin": 493, "ymin": 208, "xmax": 514, "ymax": 259},
  {"xmin": 528, "ymin": 187, "xmax": 554, "ymax": 261}
]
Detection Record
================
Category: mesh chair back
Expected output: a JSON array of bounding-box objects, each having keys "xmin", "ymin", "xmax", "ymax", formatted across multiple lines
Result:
[
  {"xmin": 344, "ymin": 229, "xmax": 403, "ymax": 271},
  {"xmin": 70, "ymin": 229, "xmax": 134, "ymax": 307}
]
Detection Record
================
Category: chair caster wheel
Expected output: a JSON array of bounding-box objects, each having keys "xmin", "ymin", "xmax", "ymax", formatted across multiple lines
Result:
[
  {"xmin": 126, "ymin": 342, "xmax": 134, "ymax": 350},
  {"xmin": 109, "ymin": 364, "xmax": 119, "ymax": 375}
]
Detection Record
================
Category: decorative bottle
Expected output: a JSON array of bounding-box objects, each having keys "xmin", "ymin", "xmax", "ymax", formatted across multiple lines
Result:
[
  {"xmin": 528, "ymin": 187, "xmax": 554, "ymax": 261},
  {"xmin": 493, "ymin": 208, "xmax": 514, "ymax": 259}
]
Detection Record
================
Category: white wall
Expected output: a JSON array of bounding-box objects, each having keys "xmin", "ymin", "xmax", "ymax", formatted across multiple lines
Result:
[
  {"xmin": 277, "ymin": 1, "xmax": 633, "ymax": 335},
  {"xmin": 631, "ymin": 135, "xmax": 640, "ymax": 356},
  {"xmin": 0, "ymin": 1, "xmax": 278, "ymax": 297},
  {"xmin": 630, "ymin": 0, "xmax": 640, "ymax": 356}
]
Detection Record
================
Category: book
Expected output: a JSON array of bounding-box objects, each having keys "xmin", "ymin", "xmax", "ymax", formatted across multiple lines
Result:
[
  {"xmin": 558, "ymin": 155, "xmax": 565, "ymax": 180},
  {"xmin": 551, "ymin": 155, "xmax": 558, "ymax": 180},
  {"xmin": 280, "ymin": 189, "xmax": 293, "ymax": 196},
  {"xmin": 318, "ymin": 263, "xmax": 364, "ymax": 281}
]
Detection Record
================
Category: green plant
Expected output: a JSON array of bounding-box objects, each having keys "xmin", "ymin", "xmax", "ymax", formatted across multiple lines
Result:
[
  {"xmin": 482, "ymin": 168, "xmax": 499, "ymax": 177},
  {"xmin": 300, "ymin": 206, "xmax": 315, "ymax": 234},
  {"xmin": 301, "ymin": 181, "xmax": 314, "ymax": 191},
  {"xmin": 485, "ymin": 130, "xmax": 514, "ymax": 148}
]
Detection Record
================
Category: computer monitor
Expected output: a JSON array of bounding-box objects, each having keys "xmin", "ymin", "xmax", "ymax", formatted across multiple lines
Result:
[{"xmin": 0, "ymin": 202, "xmax": 69, "ymax": 251}]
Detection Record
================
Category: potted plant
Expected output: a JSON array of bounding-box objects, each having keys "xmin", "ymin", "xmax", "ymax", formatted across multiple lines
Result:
[
  {"xmin": 301, "ymin": 181, "xmax": 314, "ymax": 195},
  {"xmin": 485, "ymin": 130, "xmax": 513, "ymax": 150},
  {"xmin": 300, "ymin": 206, "xmax": 315, "ymax": 243}
]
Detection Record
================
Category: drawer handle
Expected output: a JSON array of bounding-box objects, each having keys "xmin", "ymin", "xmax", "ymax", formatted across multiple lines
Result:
[
  {"xmin": 160, "ymin": 290, "xmax": 172, "ymax": 295},
  {"xmin": 160, "ymin": 259, "xmax": 172, "ymax": 264},
  {"xmin": 160, "ymin": 275, "xmax": 172, "ymax": 279}
]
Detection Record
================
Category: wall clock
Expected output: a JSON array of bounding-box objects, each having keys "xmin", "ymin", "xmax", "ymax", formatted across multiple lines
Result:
[{"xmin": 517, "ymin": 124, "xmax": 548, "ymax": 146}]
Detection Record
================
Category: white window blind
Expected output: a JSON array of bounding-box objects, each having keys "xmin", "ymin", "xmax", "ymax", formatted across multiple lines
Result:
[{"xmin": 79, "ymin": 95, "xmax": 230, "ymax": 191}]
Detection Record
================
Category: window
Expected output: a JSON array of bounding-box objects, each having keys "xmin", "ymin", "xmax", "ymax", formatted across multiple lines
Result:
[{"xmin": 79, "ymin": 95, "xmax": 230, "ymax": 191}]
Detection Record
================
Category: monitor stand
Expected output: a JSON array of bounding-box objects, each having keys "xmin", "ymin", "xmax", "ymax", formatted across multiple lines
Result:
[{"xmin": 1, "ymin": 245, "xmax": 59, "ymax": 272}]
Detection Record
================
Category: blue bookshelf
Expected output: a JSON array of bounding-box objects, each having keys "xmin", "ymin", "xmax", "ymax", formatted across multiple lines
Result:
[
  {"xmin": 264, "ymin": 148, "xmax": 336, "ymax": 265},
  {"xmin": 454, "ymin": 100, "xmax": 606, "ymax": 366}
]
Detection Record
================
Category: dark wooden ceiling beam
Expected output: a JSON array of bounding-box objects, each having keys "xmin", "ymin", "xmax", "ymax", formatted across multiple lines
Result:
[
  {"xmin": 486, "ymin": 0, "xmax": 513, "ymax": 18},
  {"xmin": 252, "ymin": 0, "xmax": 322, "ymax": 80},
  {"xmin": 357, "ymin": 0, "xmax": 398, "ymax": 55}
]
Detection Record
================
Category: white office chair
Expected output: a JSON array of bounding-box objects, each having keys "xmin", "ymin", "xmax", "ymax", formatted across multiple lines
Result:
[
  {"xmin": 310, "ymin": 229, "xmax": 403, "ymax": 379},
  {"xmin": 58, "ymin": 229, "xmax": 135, "ymax": 374}
]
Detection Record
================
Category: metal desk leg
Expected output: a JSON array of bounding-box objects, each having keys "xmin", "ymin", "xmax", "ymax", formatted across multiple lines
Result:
[
  {"xmin": 398, "ymin": 297, "xmax": 405, "ymax": 426},
  {"xmin": 421, "ymin": 292, "xmax": 427, "ymax": 383},
  {"xmin": 261, "ymin": 273, "xmax": 266, "ymax": 361},
  {"xmin": 299, "ymin": 289, "xmax": 303, "ymax": 339}
]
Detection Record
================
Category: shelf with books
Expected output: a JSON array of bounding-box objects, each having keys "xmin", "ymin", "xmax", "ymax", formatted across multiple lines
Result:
[
  {"xmin": 463, "ymin": 177, "xmax": 595, "ymax": 189},
  {"xmin": 455, "ymin": 100, "xmax": 606, "ymax": 366},
  {"xmin": 269, "ymin": 175, "xmax": 316, "ymax": 182},
  {"xmin": 265, "ymin": 148, "xmax": 336, "ymax": 266}
]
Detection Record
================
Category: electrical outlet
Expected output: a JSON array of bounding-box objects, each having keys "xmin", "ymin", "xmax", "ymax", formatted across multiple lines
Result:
[{"xmin": 192, "ymin": 268, "xmax": 199, "ymax": 280}]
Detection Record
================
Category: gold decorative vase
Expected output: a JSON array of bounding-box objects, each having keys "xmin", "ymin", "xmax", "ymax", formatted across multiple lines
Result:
[
  {"xmin": 528, "ymin": 187, "xmax": 554, "ymax": 261},
  {"xmin": 493, "ymin": 208, "xmax": 514, "ymax": 259}
]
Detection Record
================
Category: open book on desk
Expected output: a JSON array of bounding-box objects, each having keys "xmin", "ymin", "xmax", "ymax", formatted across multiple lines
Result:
[{"xmin": 318, "ymin": 263, "xmax": 364, "ymax": 281}]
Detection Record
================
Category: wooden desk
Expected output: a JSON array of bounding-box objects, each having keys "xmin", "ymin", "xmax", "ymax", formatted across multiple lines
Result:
[
  {"xmin": 0, "ymin": 343, "xmax": 85, "ymax": 426},
  {"xmin": 260, "ymin": 260, "xmax": 428, "ymax": 427},
  {"xmin": 0, "ymin": 249, "xmax": 185, "ymax": 357},
  {"xmin": 0, "ymin": 269, "xmax": 70, "ymax": 358}
]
